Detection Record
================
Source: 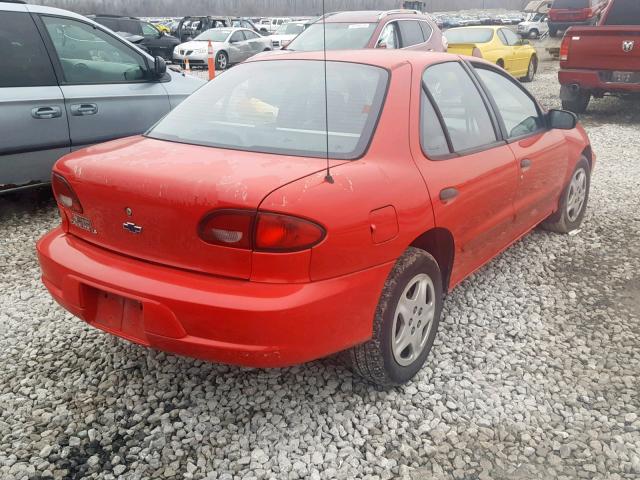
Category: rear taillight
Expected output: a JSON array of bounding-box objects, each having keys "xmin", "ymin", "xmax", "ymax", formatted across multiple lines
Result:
[
  {"xmin": 51, "ymin": 173, "xmax": 83, "ymax": 213},
  {"xmin": 560, "ymin": 35, "xmax": 572, "ymax": 61},
  {"xmin": 198, "ymin": 210, "xmax": 325, "ymax": 252},
  {"xmin": 255, "ymin": 213, "xmax": 325, "ymax": 252}
]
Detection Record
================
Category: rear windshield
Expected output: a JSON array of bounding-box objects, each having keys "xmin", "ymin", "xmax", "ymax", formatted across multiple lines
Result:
[
  {"xmin": 445, "ymin": 28, "xmax": 494, "ymax": 44},
  {"xmin": 552, "ymin": 0, "xmax": 589, "ymax": 9},
  {"xmin": 147, "ymin": 60, "xmax": 388, "ymax": 160},
  {"xmin": 604, "ymin": 1, "xmax": 640, "ymax": 25},
  {"xmin": 286, "ymin": 23, "xmax": 377, "ymax": 51},
  {"xmin": 194, "ymin": 29, "xmax": 231, "ymax": 41}
]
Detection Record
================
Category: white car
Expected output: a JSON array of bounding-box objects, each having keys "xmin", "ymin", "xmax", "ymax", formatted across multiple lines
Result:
[
  {"xmin": 517, "ymin": 13, "xmax": 549, "ymax": 39},
  {"xmin": 269, "ymin": 22, "xmax": 306, "ymax": 49},
  {"xmin": 173, "ymin": 27, "xmax": 272, "ymax": 70}
]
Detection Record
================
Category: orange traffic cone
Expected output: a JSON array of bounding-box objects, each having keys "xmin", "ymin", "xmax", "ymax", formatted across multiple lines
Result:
[
  {"xmin": 184, "ymin": 57, "xmax": 191, "ymax": 73},
  {"xmin": 207, "ymin": 41, "xmax": 215, "ymax": 80}
]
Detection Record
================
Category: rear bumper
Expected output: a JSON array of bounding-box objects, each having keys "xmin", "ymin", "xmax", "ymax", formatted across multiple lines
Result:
[
  {"xmin": 559, "ymin": 69, "xmax": 640, "ymax": 94},
  {"xmin": 37, "ymin": 228, "xmax": 391, "ymax": 367}
]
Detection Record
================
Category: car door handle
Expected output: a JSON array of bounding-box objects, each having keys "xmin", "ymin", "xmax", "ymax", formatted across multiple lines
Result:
[
  {"xmin": 71, "ymin": 104, "xmax": 98, "ymax": 116},
  {"xmin": 31, "ymin": 106, "xmax": 62, "ymax": 119},
  {"xmin": 520, "ymin": 158, "xmax": 532, "ymax": 170},
  {"xmin": 440, "ymin": 187, "xmax": 459, "ymax": 202}
]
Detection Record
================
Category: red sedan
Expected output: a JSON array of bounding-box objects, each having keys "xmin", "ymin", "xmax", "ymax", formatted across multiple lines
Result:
[{"xmin": 38, "ymin": 50, "xmax": 594, "ymax": 386}]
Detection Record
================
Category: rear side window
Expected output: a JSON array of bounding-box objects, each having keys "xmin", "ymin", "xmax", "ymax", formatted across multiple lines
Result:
[
  {"xmin": 0, "ymin": 12, "xmax": 56, "ymax": 88},
  {"xmin": 398, "ymin": 20, "xmax": 425, "ymax": 47},
  {"xmin": 420, "ymin": 91, "xmax": 449, "ymax": 157},
  {"xmin": 423, "ymin": 62, "xmax": 496, "ymax": 153},
  {"xmin": 147, "ymin": 60, "xmax": 389, "ymax": 160},
  {"xmin": 475, "ymin": 66, "xmax": 543, "ymax": 139},
  {"xmin": 419, "ymin": 21, "xmax": 433, "ymax": 41},
  {"xmin": 500, "ymin": 29, "xmax": 520, "ymax": 46},
  {"xmin": 604, "ymin": 1, "xmax": 640, "ymax": 25}
]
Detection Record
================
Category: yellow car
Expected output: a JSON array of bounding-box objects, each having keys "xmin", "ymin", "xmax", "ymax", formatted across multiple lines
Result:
[
  {"xmin": 154, "ymin": 23, "xmax": 171, "ymax": 34},
  {"xmin": 445, "ymin": 26, "xmax": 538, "ymax": 82}
]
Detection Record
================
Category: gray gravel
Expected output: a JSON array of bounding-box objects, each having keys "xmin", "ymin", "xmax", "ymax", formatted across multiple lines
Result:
[{"xmin": 1, "ymin": 57, "xmax": 639, "ymax": 480}]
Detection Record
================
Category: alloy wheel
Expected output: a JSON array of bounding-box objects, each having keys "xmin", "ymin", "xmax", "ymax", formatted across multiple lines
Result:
[{"xmin": 566, "ymin": 168, "xmax": 587, "ymax": 222}]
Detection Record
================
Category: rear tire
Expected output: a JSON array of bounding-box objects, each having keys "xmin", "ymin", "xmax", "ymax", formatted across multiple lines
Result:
[
  {"xmin": 496, "ymin": 59, "xmax": 505, "ymax": 69},
  {"xmin": 521, "ymin": 55, "xmax": 537, "ymax": 82},
  {"xmin": 562, "ymin": 91, "xmax": 591, "ymax": 114},
  {"xmin": 541, "ymin": 157, "xmax": 590, "ymax": 234},
  {"xmin": 345, "ymin": 247, "xmax": 443, "ymax": 386}
]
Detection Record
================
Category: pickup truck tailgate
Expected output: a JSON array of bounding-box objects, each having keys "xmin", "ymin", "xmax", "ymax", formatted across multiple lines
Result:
[{"xmin": 563, "ymin": 26, "xmax": 640, "ymax": 72}]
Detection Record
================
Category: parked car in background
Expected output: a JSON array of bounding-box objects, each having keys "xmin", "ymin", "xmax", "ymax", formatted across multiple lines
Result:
[
  {"xmin": 0, "ymin": 1, "xmax": 203, "ymax": 193},
  {"xmin": 90, "ymin": 14, "xmax": 181, "ymax": 61},
  {"xmin": 286, "ymin": 10, "xmax": 445, "ymax": 53},
  {"xmin": 270, "ymin": 21, "xmax": 306, "ymax": 49},
  {"xmin": 263, "ymin": 17, "xmax": 292, "ymax": 34},
  {"xmin": 38, "ymin": 49, "xmax": 593, "ymax": 385},
  {"xmin": 173, "ymin": 28, "xmax": 272, "ymax": 70},
  {"xmin": 558, "ymin": 0, "xmax": 640, "ymax": 112},
  {"xmin": 231, "ymin": 17, "xmax": 269, "ymax": 35},
  {"xmin": 175, "ymin": 16, "xmax": 231, "ymax": 42},
  {"xmin": 548, "ymin": 0, "xmax": 609, "ymax": 37},
  {"xmin": 518, "ymin": 12, "xmax": 549, "ymax": 38},
  {"xmin": 446, "ymin": 26, "xmax": 538, "ymax": 81}
]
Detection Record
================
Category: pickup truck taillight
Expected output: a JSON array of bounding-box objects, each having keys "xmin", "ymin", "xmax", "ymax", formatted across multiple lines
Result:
[{"xmin": 560, "ymin": 35, "xmax": 572, "ymax": 61}]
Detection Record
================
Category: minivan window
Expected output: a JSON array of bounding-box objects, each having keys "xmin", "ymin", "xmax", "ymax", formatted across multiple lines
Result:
[
  {"xmin": 147, "ymin": 60, "xmax": 389, "ymax": 160},
  {"xmin": 475, "ymin": 67, "xmax": 542, "ymax": 138},
  {"xmin": 287, "ymin": 23, "xmax": 377, "ymax": 51},
  {"xmin": 398, "ymin": 20, "xmax": 425, "ymax": 47},
  {"xmin": 604, "ymin": 1, "xmax": 640, "ymax": 25},
  {"xmin": 445, "ymin": 28, "xmax": 494, "ymax": 44},
  {"xmin": 0, "ymin": 12, "xmax": 57, "ymax": 88},
  {"xmin": 423, "ymin": 62, "xmax": 497, "ymax": 152},
  {"xmin": 42, "ymin": 16, "xmax": 149, "ymax": 84}
]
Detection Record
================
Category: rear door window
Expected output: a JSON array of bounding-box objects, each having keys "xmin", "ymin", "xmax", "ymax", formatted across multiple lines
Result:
[
  {"xmin": 398, "ymin": 20, "xmax": 425, "ymax": 47},
  {"xmin": 419, "ymin": 21, "xmax": 433, "ymax": 41},
  {"xmin": 422, "ymin": 62, "xmax": 497, "ymax": 153},
  {"xmin": 553, "ymin": 0, "xmax": 589, "ymax": 8},
  {"xmin": 377, "ymin": 22, "xmax": 399, "ymax": 49},
  {"xmin": 500, "ymin": 28, "xmax": 520, "ymax": 46},
  {"xmin": 0, "ymin": 12, "xmax": 57, "ymax": 87},
  {"xmin": 420, "ymin": 91, "xmax": 450, "ymax": 157}
]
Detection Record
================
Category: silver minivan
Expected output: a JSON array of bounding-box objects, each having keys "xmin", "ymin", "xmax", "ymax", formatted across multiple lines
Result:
[{"xmin": 0, "ymin": 1, "xmax": 204, "ymax": 193}]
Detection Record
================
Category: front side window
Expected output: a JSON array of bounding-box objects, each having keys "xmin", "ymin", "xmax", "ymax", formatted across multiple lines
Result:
[
  {"xmin": 141, "ymin": 22, "xmax": 159, "ymax": 36},
  {"xmin": 0, "ymin": 12, "xmax": 57, "ymax": 88},
  {"xmin": 147, "ymin": 60, "xmax": 389, "ymax": 160},
  {"xmin": 287, "ymin": 23, "xmax": 377, "ymax": 51},
  {"xmin": 377, "ymin": 22, "xmax": 399, "ymax": 49},
  {"xmin": 398, "ymin": 20, "xmax": 425, "ymax": 47},
  {"xmin": 423, "ymin": 62, "xmax": 497, "ymax": 153},
  {"xmin": 42, "ymin": 16, "xmax": 148, "ymax": 84},
  {"xmin": 475, "ymin": 67, "xmax": 542, "ymax": 139}
]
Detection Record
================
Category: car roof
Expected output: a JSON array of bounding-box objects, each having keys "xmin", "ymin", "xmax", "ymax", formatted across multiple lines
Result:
[
  {"xmin": 247, "ymin": 49, "xmax": 484, "ymax": 71},
  {"xmin": 321, "ymin": 10, "xmax": 429, "ymax": 23}
]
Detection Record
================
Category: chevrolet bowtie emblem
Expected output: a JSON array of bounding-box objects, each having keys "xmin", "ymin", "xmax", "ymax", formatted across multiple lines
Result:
[{"xmin": 123, "ymin": 222, "xmax": 143, "ymax": 234}]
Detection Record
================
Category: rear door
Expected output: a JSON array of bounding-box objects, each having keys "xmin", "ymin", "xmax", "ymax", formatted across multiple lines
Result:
[
  {"xmin": 0, "ymin": 8, "xmax": 70, "ymax": 189},
  {"xmin": 243, "ymin": 30, "xmax": 265, "ymax": 57},
  {"xmin": 410, "ymin": 61, "xmax": 520, "ymax": 286},
  {"xmin": 472, "ymin": 63, "xmax": 568, "ymax": 234},
  {"xmin": 37, "ymin": 14, "xmax": 171, "ymax": 150}
]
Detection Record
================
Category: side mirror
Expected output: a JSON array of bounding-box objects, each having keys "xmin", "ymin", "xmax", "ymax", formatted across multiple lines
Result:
[
  {"xmin": 153, "ymin": 56, "xmax": 166, "ymax": 78},
  {"xmin": 548, "ymin": 109, "xmax": 577, "ymax": 129}
]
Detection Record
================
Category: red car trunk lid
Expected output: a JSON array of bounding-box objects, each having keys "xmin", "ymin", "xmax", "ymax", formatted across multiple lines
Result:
[{"xmin": 55, "ymin": 136, "xmax": 335, "ymax": 279}]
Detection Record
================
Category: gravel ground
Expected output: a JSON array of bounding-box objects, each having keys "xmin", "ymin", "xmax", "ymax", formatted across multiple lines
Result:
[{"xmin": 1, "ymin": 57, "xmax": 639, "ymax": 480}]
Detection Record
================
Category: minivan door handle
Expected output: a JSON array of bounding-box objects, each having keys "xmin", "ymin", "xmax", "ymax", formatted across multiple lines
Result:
[
  {"xmin": 440, "ymin": 187, "xmax": 459, "ymax": 202},
  {"xmin": 70, "ymin": 103, "xmax": 98, "ymax": 116},
  {"xmin": 31, "ymin": 106, "xmax": 62, "ymax": 119}
]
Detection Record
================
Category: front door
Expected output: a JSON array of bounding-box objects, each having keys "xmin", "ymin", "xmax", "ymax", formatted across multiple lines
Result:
[
  {"xmin": 38, "ymin": 15, "xmax": 171, "ymax": 149},
  {"xmin": 0, "ymin": 10, "xmax": 70, "ymax": 189},
  {"xmin": 410, "ymin": 61, "xmax": 520, "ymax": 287},
  {"xmin": 472, "ymin": 64, "xmax": 568, "ymax": 234}
]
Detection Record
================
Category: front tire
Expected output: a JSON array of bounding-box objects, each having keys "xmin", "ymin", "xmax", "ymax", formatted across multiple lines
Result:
[
  {"xmin": 345, "ymin": 248, "xmax": 443, "ymax": 386},
  {"xmin": 215, "ymin": 51, "xmax": 228, "ymax": 70},
  {"xmin": 541, "ymin": 157, "xmax": 591, "ymax": 233}
]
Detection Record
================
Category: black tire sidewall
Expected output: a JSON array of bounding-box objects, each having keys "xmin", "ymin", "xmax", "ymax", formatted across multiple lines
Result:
[
  {"xmin": 379, "ymin": 253, "xmax": 443, "ymax": 384},
  {"xmin": 560, "ymin": 158, "xmax": 591, "ymax": 231}
]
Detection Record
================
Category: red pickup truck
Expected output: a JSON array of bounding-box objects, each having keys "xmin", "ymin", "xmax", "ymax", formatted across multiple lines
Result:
[
  {"xmin": 548, "ymin": 0, "xmax": 609, "ymax": 37},
  {"xmin": 559, "ymin": 0, "xmax": 640, "ymax": 113}
]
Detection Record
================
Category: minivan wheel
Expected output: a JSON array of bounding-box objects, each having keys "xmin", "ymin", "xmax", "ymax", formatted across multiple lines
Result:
[
  {"xmin": 216, "ymin": 51, "xmax": 228, "ymax": 70},
  {"xmin": 562, "ymin": 91, "xmax": 591, "ymax": 114},
  {"xmin": 345, "ymin": 247, "xmax": 443, "ymax": 386},
  {"xmin": 541, "ymin": 157, "xmax": 591, "ymax": 234}
]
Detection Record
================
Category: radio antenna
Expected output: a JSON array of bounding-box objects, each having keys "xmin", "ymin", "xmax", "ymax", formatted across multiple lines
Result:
[{"xmin": 322, "ymin": 0, "xmax": 334, "ymax": 184}]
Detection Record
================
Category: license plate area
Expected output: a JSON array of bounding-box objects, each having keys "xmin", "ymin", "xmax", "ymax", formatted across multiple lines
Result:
[
  {"xmin": 611, "ymin": 71, "xmax": 640, "ymax": 84},
  {"xmin": 88, "ymin": 287, "xmax": 147, "ymax": 343}
]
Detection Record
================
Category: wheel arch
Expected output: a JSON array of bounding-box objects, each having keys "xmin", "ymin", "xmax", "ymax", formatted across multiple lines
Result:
[
  {"xmin": 409, "ymin": 228, "xmax": 455, "ymax": 293},
  {"xmin": 581, "ymin": 145, "xmax": 593, "ymax": 169}
]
